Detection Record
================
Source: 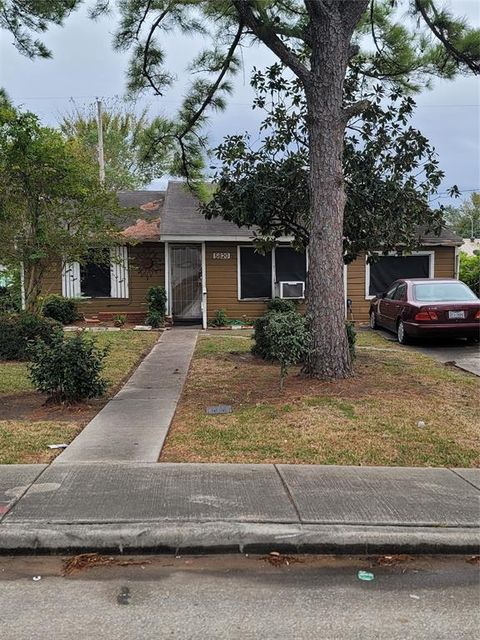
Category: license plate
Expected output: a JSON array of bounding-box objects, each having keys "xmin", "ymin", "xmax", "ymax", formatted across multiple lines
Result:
[{"xmin": 448, "ymin": 310, "xmax": 465, "ymax": 319}]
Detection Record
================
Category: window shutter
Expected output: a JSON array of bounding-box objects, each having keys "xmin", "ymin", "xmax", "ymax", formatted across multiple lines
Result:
[
  {"xmin": 62, "ymin": 261, "xmax": 81, "ymax": 298},
  {"xmin": 110, "ymin": 246, "xmax": 129, "ymax": 298}
]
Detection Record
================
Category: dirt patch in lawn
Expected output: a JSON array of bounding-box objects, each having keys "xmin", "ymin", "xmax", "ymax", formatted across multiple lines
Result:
[
  {"xmin": 160, "ymin": 332, "xmax": 480, "ymax": 467},
  {"xmin": 0, "ymin": 392, "xmax": 107, "ymax": 422}
]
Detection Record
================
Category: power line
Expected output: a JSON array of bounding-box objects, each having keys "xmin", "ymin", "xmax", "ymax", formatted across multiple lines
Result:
[{"xmin": 12, "ymin": 94, "xmax": 480, "ymax": 108}]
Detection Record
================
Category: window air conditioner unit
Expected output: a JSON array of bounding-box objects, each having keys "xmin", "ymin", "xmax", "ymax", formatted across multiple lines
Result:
[{"xmin": 278, "ymin": 281, "xmax": 305, "ymax": 299}]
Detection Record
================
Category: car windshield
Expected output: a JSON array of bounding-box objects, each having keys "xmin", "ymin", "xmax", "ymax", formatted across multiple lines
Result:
[{"xmin": 414, "ymin": 282, "xmax": 478, "ymax": 302}]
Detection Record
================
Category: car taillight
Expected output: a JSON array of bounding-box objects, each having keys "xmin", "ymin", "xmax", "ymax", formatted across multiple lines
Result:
[
  {"xmin": 415, "ymin": 310, "xmax": 438, "ymax": 321},
  {"xmin": 475, "ymin": 310, "xmax": 480, "ymax": 320}
]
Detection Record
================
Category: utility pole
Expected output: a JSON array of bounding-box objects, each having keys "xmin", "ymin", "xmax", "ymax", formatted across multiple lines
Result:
[{"xmin": 96, "ymin": 99, "xmax": 105, "ymax": 185}]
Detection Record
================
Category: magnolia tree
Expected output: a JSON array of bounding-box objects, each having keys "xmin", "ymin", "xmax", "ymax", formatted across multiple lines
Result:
[
  {"xmin": 0, "ymin": 107, "xmax": 121, "ymax": 312},
  {"xmin": 203, "ymin": 64, "xmax": 453, "ymax": 263}
]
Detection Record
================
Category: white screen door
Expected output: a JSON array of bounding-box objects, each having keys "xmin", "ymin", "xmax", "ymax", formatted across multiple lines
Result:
[{"xmin": 170, "ymin": 245, "xmax": 202, "ymax": 320}]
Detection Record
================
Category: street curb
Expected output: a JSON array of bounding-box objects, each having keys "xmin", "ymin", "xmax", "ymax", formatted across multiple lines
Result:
[{"xmin": 1, "ymin": 522, "xmax": 478, "ymax": 555}]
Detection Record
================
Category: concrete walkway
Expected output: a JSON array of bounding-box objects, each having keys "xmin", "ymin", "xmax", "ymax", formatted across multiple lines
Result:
[
  {"xmin": 53, "ymin": 328, "xmax": 198, "ymax": 464},
  {"xmin": 0, "ymin": 462, "xmax": 478, "ymax": 554}
]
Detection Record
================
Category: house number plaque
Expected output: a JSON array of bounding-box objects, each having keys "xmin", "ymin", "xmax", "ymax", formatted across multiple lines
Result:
[{"xmin": 212, "ymin": 252, "xmax": 231, "ymax": 260}]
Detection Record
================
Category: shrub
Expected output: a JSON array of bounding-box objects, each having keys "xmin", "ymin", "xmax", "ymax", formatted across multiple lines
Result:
[
  {"xmin": 252, "ymin": 299, "xmax": 298, "ymax": 359},
  {"xmin": 0, "ymin": 312, "xmax": 63, "ymax": 361},
  {"xmin": 459, "ymin": 251, "xmax": 480, "ymax": 297},
  {"xmin": 42, "ymin": 294, "xmax": 79, "ymax": 325},
  {"xmin": 346, "ymin": 321, "xmax": 356, "ymax": 360},
  {"xmin": 263, "ymin": 311, "xmax": 310, "ymax": 389},
  {"xmin": 27, "ymin": 333, "xmax": 109, "ymax": 403},
  {"xmin": 0, "ymin": 285, "xmax": 21, "ymax": 313},
  {"xmin": 266, "ymin": 298, "xmax": 297, "ymax": 313},
  {"xmin": 146, "ymin": 286, "xmax": 167, "ymax": 327},
  {"xmin": 113, "ymin": 313, "xmax": 127, "ymax": 327},
  {"xmin": 210, "ymin": 308, "xmax": 228, "ymax": 327}
]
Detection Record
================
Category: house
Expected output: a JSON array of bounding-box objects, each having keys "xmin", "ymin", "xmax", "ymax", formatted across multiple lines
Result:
[{"xmin": 42, "ymin": 181, "xmax": 463, "ymax": 327}]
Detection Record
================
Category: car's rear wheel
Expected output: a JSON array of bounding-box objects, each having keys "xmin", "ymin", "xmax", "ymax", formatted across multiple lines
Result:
[
  {"xmin": 397, "ymin": 320, "xmax": 409, "ymax": 345},
  {"xmin": 369, "ymin": 311, "xmax": 377, "ymax": 330}
]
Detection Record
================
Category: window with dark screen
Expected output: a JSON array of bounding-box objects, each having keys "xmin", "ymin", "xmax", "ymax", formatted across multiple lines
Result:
[
  {"xmin": 80, "ymin": 250, "xmax": 111, "ymax": 298},
  {"xmin": 368, "ymin": 255, "xmax": 430, "ymax": 297},
  {"xmin": 239, "ymin": 247, "xmax": 272, "ymax": 299},
  {"xmin": 275, "ymin": 247, "xmax": 307, "ymax": 283}
]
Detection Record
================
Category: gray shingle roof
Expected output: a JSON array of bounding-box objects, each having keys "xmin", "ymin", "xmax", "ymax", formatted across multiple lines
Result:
[
  {"xmin": 415, "ymin": 224, "xmax": 462, "ymax": 246},
  {"xmin": 160, "ymin": 181, "xmax": 253, "ymax": 238},
  {"xmin": 114, "ymin": 183, "xmax": 463, "ymax": 247}
]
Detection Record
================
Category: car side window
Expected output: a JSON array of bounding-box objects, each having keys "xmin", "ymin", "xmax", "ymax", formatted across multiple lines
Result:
[
  {"xmin": 393, "ymin": 283, "xmax": 407, "ymax": 300},
  {"xmin": 384, "ymin": 284, "xmax": 398, "ymax": 300}
]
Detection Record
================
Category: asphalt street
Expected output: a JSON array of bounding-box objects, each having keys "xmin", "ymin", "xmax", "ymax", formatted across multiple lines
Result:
[{"xmin": 0, "ymin": 554, "xmax": 478, "ymax": 640}]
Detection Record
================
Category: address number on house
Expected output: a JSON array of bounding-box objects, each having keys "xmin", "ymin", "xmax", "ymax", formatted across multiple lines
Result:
[{"xmin": 212, "ymin": 252, "xmax": 231, "ymax": 260}]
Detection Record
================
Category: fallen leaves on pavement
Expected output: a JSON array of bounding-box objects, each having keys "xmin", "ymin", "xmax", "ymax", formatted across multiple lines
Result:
[
  {"xmin": 370, "ymin": 554, "xmax": 415, "ymax": 567},
  {"xmin": 63, "ymin": 553, "xmax": 151, "ymax": 576},
  {"xmin": 260, "ymin": 551, "xmax": 304, "ymax": 567}
]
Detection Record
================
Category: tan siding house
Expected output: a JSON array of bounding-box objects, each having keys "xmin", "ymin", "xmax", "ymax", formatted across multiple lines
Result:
[{"xmin": 43, "ymin": 181, "xmax": 462, "ymax": 327}]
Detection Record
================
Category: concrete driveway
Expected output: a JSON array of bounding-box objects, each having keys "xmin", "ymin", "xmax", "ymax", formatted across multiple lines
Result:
[{"xmin": 374, "ymin": 330, "xmax": 480, "ymax": 376}]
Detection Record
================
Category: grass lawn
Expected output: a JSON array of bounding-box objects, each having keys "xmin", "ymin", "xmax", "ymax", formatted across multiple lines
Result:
[
  {"xmin": 0, "ymin": 330, "xmax": 159, "ymax": 464},
  {"xmin": 160, "ymin": 330, "xmax": 480, "ymax": 467}
]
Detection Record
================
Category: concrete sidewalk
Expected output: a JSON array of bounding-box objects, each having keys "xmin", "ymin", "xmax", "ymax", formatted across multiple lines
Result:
[
  {"xmin": 53, "ymin": 328, "xmax": 198, "ymax": 464},
  {"xmin": 0, "ymin": 462, "xmax": 478, "ymax": 554}
]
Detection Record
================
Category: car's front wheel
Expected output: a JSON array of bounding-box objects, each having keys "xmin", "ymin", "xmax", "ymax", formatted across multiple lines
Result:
[
  {"xmin": 369, "ymin": 310, "xmax": 377, "ymax": 330},
  {"xmin": 397, "ymin": 320, "xmax": 409, "ymax": 345}
]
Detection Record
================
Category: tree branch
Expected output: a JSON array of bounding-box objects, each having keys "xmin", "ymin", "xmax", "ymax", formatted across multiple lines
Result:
[
  {"xmin": 342, "ymin": 98, "xmax": 370, "ymax": 122},
  {"xmin": 178, "ymin": 22, "xmax": 244, "ymax": 139},
  {"xmin": 414, "ymin": 0, "xmax": 480, "ymax": 74},
  {"xmin": 142, "ymin": 5, "xmax": 172, "ymax": 96},
  {"xmin": 232, "ymin": 0, "xmax": 310, "ymax": 84}
]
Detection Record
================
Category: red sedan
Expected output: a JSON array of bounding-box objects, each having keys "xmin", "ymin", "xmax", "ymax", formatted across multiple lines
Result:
[{"xmin": 369, "ymin": 278, "xmax": 480, "ymax": 344}]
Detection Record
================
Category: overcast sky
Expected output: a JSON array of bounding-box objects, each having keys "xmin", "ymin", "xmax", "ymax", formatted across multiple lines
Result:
[{"xmin": 0, "ymin": 1, "xmax": 478, "ymax": 204}]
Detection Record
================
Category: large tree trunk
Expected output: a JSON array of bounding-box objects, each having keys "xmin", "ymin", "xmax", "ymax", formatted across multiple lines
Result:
[{"xmin": 304, "ymin": 1, "xmax": 367, "ymax": 379}]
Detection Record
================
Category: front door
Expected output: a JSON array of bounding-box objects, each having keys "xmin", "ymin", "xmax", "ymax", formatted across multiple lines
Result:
[{"xmin": 170, "ymin": 244, "xmax": 202, "ymax": 321}]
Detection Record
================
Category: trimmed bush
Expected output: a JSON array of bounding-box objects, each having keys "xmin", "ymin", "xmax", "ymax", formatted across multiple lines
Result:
[
  {"xmin": 42, "ymin": 294, "xmax": 79, "ymax": 325},
  {"xmin": 266, "ymin": 298, "xmax": 296, "ymax": 313},
  {"xmin": 252, "ymin": 299, "xmax": 297, "ymax": 359},
  {"xmin": 28, "ymin": 333, "xmax": 109, "ymax": 403},
  {"xmin": 253, "ymin": 298, "xmax": 356, "ymax": 366},
  {"xmin": 263, "ymin": 311, "xmax": 310, "ymax": 389},
  {"xmin": 0, "ymin": 312, "xmax": 63, "ymax": 361},
  {"xmin": 146, "ymin": 286, "xmax": 167, "ymax": 328}
]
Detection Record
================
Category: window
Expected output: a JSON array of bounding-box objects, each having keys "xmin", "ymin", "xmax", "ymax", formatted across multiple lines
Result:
[
  {"xmin": 393, "ymin": 283, "xmax": 407, "ymax": 300},
  {"xmin": 275, "ymin": 247, "xmax": 307, "ymax": 283},
  {"xmin": 414, "ymin": 282, "xmax": 477, "ymax": 302},
  {"xmin": 367, "ymin": 254, "xmax": 431, "ymax": 298},
  {"xmin": 80, "ymin": 250, "xmax": 111, "ymax": 298},
  {"xmin": 384, "ymin": 283, "xmax": 399, "ymax": 300},
  {"xmin": 238, "ymin": 247, "xmax": 272, "ymax": 299},
  {"xmin": 62, "ymin": 246, "xmax": 129, "ymax": 299}
]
